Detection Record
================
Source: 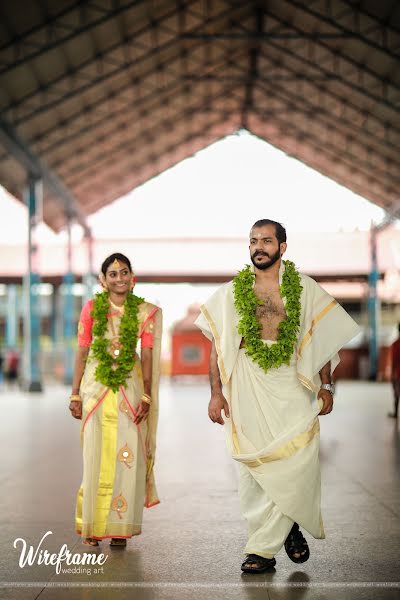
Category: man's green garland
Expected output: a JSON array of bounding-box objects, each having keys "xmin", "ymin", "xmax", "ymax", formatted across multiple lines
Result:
[
  {"xmin": 233, "ymin": 260, "xmax": 302, "ymax": 372},
  {"xmin": 91, "ymin": 291, "xmax": 144, "ymax": 392}
]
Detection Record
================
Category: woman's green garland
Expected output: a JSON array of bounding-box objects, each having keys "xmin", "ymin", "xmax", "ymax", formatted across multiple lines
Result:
[
  {"xmin": 233, "ymin": 260, "xmax": 302, "ymax": 372},
  {"xmin": 91, "ymin": 291, "xmax": 144, "ymax": 392}
]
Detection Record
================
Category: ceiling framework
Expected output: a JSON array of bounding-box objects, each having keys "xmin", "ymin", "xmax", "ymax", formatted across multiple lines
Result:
[{"xmin": 0, "ymin": 0, "xmax": 399, "ymax": 230}]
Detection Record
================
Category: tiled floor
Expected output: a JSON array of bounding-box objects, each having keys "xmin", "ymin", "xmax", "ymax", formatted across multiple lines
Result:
[{"xmin": 0, "ymin": 380, "xmax": 399, "ymax": 599}]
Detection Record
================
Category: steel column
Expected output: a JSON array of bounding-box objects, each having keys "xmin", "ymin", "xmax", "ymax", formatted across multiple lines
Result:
[
  {"xmin": 367, "ymin": 225, "xmax": 379, "ymax": 380},
  {"xmin": 6, "ymin": 284, "xmax": 18, "ymax": 349},
  {"xmin": 23, "ymin": 177, "xmax": 43, "ymax": 392},
  {"xmin": 63, "ymin": 221, "xmax": 75, "ymax": 385},
  {"xmin": 83, "ymin": 233, "xmax": 96, "ymax": 304}
]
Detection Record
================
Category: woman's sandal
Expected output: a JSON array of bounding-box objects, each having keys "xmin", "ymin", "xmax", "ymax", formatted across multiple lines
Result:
[
  {"xmin": 284, "ymin": 523, "xmax": 310, "ymax": 563},
  {"xmin": 110, "ymin": 538, "xmax": 127, "ymax": 547},
  {"xmin": 241, "ymin": 554, "xmax": 276, "ymax": 573},
  {"xmin": 82, "ymin": 538, "xmax": 99, "ymax": 547}
]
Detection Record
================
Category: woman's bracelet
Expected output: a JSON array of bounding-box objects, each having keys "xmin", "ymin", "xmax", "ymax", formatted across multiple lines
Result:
[
  {"xmin": 141, "ymin": 393, "xmax": 152, "ymax": 405},
  {"xmin": 70, "ymin": 394, "xmax": 82, "ymax": 402}
]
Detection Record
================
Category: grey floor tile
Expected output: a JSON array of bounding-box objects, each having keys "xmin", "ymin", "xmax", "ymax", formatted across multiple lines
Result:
[{"xmin": 0, "ymin": 380, "xmax": 398, "ymax": 600}]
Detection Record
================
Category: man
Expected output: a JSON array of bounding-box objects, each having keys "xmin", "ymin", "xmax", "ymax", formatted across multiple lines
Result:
[
  {"xmin": 389, "ymin": 324, "xmax": 400, "ymax": 419},
  {"xmin": 195, "ymin": 219, "xmax": 360, "ymax": 573}
]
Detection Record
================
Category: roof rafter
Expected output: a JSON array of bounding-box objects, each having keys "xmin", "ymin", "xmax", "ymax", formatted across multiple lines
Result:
[
  {"xmin": 339, "ymin": 0, "xmax": 400, "ymax": 37},
  {"xmin": 2, "ymin": 0, "xmax": 243, "ymax": 120},
  {"xmin": 0, "ymin": 0, "xmax": 147, "ymax": 76},
  {"xmin": 26, "ymin": 38, "xmax": 246, "ymax": 154},
  {"xmin": 80, "ymin": 117, "xmax": 239, "ymax": 212},
  {"xmin": 39, "ymin": 77, "xmax": 241, "ymax": 166},
  {"xmin": 250, "ymin": 118, "xmax": 400, "ymax": 217},
  {"xmin": 60, "ymin": 84, "xmax": 243, "ymax": 184},
  {"xmin": 282, "ymin": 0, "xmax": 400, "ymax": 62}
]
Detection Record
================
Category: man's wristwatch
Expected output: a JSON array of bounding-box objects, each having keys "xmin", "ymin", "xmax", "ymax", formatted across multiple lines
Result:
[{"xmin": 320, "ymin": 383, "xmax": 335, "ymax": 395}]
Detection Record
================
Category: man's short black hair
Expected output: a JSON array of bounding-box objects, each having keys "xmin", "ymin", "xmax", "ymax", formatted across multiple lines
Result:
[{"xmin": 251, "ymin": 219, "xmax": 287, "ymax": 245}]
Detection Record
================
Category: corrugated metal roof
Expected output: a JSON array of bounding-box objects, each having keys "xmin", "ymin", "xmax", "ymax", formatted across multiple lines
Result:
[{"xmin": 0, "ymin": 0, "xmax": 399, "ymax": 229}]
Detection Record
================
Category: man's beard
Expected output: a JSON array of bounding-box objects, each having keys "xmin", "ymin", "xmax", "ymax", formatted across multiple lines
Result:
[{"xmin": 251, "ymin": 248, "xmax": 281, "ymax": 270}]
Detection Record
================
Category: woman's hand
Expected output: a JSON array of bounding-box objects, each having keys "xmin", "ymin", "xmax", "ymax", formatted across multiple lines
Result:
[
  {"xmin": 69, "ymin": 400, "xmax": 82, "ymax": 420},
  {"xmin": 134, "ymin": 400, "xmax": 150, "ymax": 425}
]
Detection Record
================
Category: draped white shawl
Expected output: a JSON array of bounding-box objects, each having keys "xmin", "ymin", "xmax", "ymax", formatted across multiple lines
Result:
[{"xmin": 195, "ymin": 261, "xmax": 360, "ymax": 393}]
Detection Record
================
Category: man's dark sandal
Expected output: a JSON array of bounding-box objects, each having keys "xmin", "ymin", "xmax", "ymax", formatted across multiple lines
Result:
[
  {"xmin": 241, "ymin": 554, "xmax": 276, "ymax": 573},
  {"xmin": 284, "ymin": 523, "xmax": 310, "ymax": 563}
]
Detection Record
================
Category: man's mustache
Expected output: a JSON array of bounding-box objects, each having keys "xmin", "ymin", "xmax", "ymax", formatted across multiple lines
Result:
[{"xmin": 253, "ymin": 251, "xmax": 269, "ymax": 258}]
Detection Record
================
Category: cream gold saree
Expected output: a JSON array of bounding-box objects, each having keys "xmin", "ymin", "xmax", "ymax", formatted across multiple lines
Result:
[{"xmin": 75, "ymin": 301, "xmax": 162, "ymax": 540}]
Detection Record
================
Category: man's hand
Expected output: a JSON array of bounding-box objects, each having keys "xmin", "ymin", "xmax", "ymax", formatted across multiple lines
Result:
[
  {"xmin": 318, "ymin": 389, "xmax": 333, "ymax": 416},
  {"xmin": 69, "ymin": 400, "xmax": 82, "ymax": 420},
  {"xmin": 208, "ymin": 392, "xmax": 230, "ymax": 425},
  {"xmin": 134, "ymin": 400, "xmax": 150, "ymax": 425}
]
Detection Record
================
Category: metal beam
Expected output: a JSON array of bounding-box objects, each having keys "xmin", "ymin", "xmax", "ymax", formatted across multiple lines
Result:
[
  {"xmin": 182, "ymin": 31, "xmax": 356, "ymax": 40},
  {"xmin": 259, "ymin": 6, "xmax": 400, "ymax": 110},
  {"xmin": 249, "ymin": 41, "xmax": 400, "ymax": 144},
  {"xmin": 340, "ymin": 0, "xmax": 400, "ymax": 36},
  {"xmin": 185, "ymin": 74, "xmax": 342, "ymax": 81},
  {"xmin": 76, "ymin": 116, "xmax": 238, "ymax": 213},
  {"xmin": 59, "ymin": 86, "xmax": 242, "ymax": 184},
  {"xmin": 0, "ymin": 0, "xmax": 87, "ymax": 52},
  {"xmin": 45, "ymin": 79, "xmax": 243, "ymax": 174},
  {"xmin": 1, "ymin": 1, "xmax": 196, "ymax": 119},
  {"xmin": 249, "ymin": 117, "xmax": 400, "ymax": 218},
  {"xmin": 247, "ymin": 48, "xmax": 400, "ymax": 141},
  {"xmin": 185, "ymin": 25, "xmax": 400, "ymax": 114},
  {"xmin": 221, "ymin": 1, "xmax": 400, "ymax": 113},
  {"xmin": 242, "ymin": 4, "xmax": 264, "ymax": 128},
  {"xmin": 282, "ymin": 0, "xmax": 400, "ymax": 61},
  {"xmin": 2, "ymin": 0, "xmax": 240, "ymax": 121},
  {"xmin": 249, "ymin": 99, "xmax": 397, "ymax": 191},
  {"xmin": 0, "ymin": 0, "xmax": 146, "ymax": 76},
  {"xmin": 29, "ymin": 44, "xmax": 245, "ymax": 158},
  {"xmin": 21, "ymin": 43, "xmax": 398, "ymax": 171},
  {"xmin": 184, "ymin": 51, "xmax": 398, "ymax": 162},
  {"xmin": 186, "ymin": 71, "xmax": 398, "ymax": 184},
  {"xmin": 0, "ymin": 115, "xmax": 90, "ymax": 235}
]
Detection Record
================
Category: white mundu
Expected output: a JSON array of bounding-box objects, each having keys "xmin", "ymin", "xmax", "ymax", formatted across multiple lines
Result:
[{"xmin": 195, "ymin": 261, "xmax": 360, "ymax": 558}]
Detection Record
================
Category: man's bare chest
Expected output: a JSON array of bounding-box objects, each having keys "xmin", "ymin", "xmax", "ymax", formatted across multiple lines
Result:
[{"xmin": 254, "ymin": 288, "xmax": 286, "ymax": 321}]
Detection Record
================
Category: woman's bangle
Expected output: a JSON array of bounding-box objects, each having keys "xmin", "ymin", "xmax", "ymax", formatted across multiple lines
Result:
[
  {"xmin": 141, "ymin": 393, "xmax": 152, "ymax": 405},
  {"xmin": 70, "ymin": 394, "xmax": 82, "ymax": 402}
]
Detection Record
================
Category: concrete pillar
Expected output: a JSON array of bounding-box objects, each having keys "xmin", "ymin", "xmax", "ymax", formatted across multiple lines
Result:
[{"xmin": 23, "ymin": 177, "xmax": 43, "ymax": 392}]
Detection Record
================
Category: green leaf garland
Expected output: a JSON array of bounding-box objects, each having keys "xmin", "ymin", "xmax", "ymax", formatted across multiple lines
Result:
[
  {"xmin": 91, "ymin": 291, "xmax": 144, "ymax": 392},
  {"xmin": 233, "ymin": 260, "xmax": 302, "ymax": 372}
]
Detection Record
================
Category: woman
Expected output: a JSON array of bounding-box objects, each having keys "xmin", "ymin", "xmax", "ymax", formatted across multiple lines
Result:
[{"xmin": 69, "ymin": 253, "xmax": 162, "ymax": 547}]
